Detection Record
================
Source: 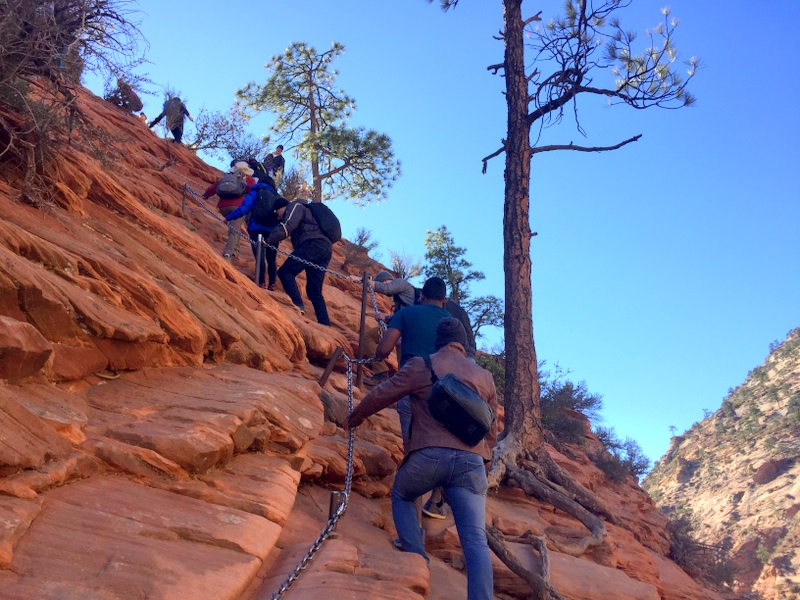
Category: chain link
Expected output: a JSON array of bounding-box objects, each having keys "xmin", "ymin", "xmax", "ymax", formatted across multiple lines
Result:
[
  {"xmin": 182, "ymin": 184, "xmax": 393, "ymax": 598},
  {"xmin": 367, "ymin": 280, "xmax": 388, "ymax": 334},
  {"xmin": 268, "ymin": 351, "xmax": 371, "ymax": 600}
]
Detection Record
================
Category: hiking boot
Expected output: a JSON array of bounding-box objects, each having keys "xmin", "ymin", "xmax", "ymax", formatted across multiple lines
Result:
[
  {"xmin": 293, "ymin": 304, "xmax": 305, "ymax": 316},
  {"xmin": 422, "ymin": 498, "xmax": 447, "ymax": 520},
  {"xmin": 267, "ymin": 284, "xmax": 277, "ymax": 291},
  {"xmin": 258, "ymin": 283, "xmax": 267, "ymax": 289}
]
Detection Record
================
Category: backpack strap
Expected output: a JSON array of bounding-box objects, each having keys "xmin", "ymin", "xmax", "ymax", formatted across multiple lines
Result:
[{"xmin": 422, "ymin": 355, "xmax": 438, "ymax": 385}]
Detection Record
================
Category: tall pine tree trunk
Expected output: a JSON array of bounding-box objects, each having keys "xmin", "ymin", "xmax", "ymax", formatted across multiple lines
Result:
[
  {"xmin": 487, "ymin": 7, "xmax": 612, "ymax": 597},
  {"xmin": 501, "ymin": 0, "xmax": 544, "ymax": 450},
  {"xmin": 307, "ymin": 86, "xmax": 322, "ymax": 202}
]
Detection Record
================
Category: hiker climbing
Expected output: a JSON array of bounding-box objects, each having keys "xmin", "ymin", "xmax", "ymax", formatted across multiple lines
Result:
[
  {"xmin": 223, "ymin": 170, "xmax": 283, "ymax": 290},
  {"xmin": 373, "ymin": 276, "xmax": 454, "ymax": 519},
  {"xmin": 149, "ymin": 95, "xmax": 193, "ymax": 144},
  {"xmin": 204, "ymin": 161, "xmax": 257, "ymax": 262},
  {"xmin": 356, "ymin": 270, "xmax": 477, "ymax": 360},
  {"xmin": 361, "ymin": 314, "xmax": 393, "ymax": 389},
  {"xmin": 265, "ymin": 196, "xmax": 334, "ymax": 325},
  {"xmin": 106, "ymin": 79, "xmax": 143, "ymax": 114},
  {"xmin": 346, "ymin": 317, "xmax": 499, "ymax": 600},
  {"xmin": 263, "ymin": 145, "xmax": 286, "ymax": 189},
  {"xmin": 241, "ymin": 158, "xmax": 270, "ymax": 187}
]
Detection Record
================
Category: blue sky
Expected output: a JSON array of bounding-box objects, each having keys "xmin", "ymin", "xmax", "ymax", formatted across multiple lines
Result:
[{"xmin": 85, "ymin": 0, "xmax": 800, "ymax": 466}]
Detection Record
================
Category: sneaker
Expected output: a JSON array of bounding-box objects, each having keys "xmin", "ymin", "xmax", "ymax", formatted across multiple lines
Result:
[
  {"xmin": 223, "ymin": 253, "xmax": 231, "ymax": 260},
  {"xmin": 293, "ymin": 304, "xmax": 305, "ymax": 315},
  {"xmin": 258, "ymin": 283, "xmax": 267, "ymax": 289},
  {"xmin": 422, "ymin": 498, "xmax": 447, "ymax": 520},
  {"xmin": 392, "ymin": 538, "xmax": 405, "ymax": 551},
  {"xmin": 267, "ymin": 284, "xmax": 277, "ymax": 291}
]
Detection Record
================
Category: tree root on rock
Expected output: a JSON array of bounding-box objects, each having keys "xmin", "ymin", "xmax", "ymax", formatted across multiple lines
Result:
[
  {"xmin": 486, "ymin": 435, "xmax": 623, "ymax": 598},
  {"xmin": 486, "ymin": 528, "xmax": 566, "ymax": 600}
]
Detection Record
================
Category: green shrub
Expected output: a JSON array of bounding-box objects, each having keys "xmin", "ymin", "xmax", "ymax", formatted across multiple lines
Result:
[
  {"xmin": 720, "ymin": 399, "xmax": 735, "ymax": 418},
  {"xmin": 667, "ymin": 515, "xmax": 736, "ymax": 590},
  {"xmin": 540, "ymin": 363, "xmax": 603, "ymax": 446},
  {"xmin": 591, "ymin": 426, "xmax": 651, "ymax": 481},
  {"xmin": 756, "ymin": 542, "xmax": 771, "ymax": 565},
  {"xmin": 592, "ymin": 451, "xmax": 630, "ymax": 483}
]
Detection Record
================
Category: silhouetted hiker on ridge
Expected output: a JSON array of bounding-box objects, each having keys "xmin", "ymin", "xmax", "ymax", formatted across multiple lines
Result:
[{"xmin": 149, "ymin": 95, "xmax": 193, "ymax": 144}]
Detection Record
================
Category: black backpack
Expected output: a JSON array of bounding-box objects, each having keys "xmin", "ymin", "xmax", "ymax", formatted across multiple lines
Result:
[
  {"xmin": 423, "ymin": 355, "xmax": 494, "ymax": 447},
  {"xmin": 250, "ymin": 186, "xmax": 282, "ymax": 227},
  {"xmin": 216, "ymin": 172, "xmax": 248, "ymax": 199},
  {"xmin": 306, "ymin": 201, "xmax": 341, "ymax": 244},
  {"xmin": 248, "ymin": 159, "xmax": 276, "ymax": 189}
]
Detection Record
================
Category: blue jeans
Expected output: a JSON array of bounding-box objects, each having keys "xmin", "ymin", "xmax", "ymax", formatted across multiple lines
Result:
[{"xmin": 391, "ymin": 447, "xmax": 493, "ymax": 600}]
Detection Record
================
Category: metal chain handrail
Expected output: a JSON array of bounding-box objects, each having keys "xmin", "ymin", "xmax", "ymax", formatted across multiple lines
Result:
[
  {"xmin": 268, "ymin": 351, "xmax": 376, "ymax": 600},
  {"xmin": 367, "ymin": 280, "xmax": 388, "ymax": 334},
  {"xmin": 180, "ymin": 184, "xmax": 391, "ymax": 597}
]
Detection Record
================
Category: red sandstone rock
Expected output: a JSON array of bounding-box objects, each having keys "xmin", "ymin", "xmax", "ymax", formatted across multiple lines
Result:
[
  {"xmin": 9, "ymin": 382, "xmax": 89, "ymax": 445},
  {"xmin": 44, "ymin": 342, "xmax": 109, "ymax": 382},
  {"xmin": 0, "ymin": 86, "xmax": 724, "ymax": 600},
  {"xmin": 0, "ymin": 477, "xmax": 279, "ymax": 599},
  {"xmin": 0, "ymin": 316, "xmax": 52, "ymax": 381},
  {"xmin": 0, "ymin": 496, "xmax": 42, "ymax": 566},
  {"xmin": 0, "ymin": 387, "xmax": 73, "ymax": 475}
]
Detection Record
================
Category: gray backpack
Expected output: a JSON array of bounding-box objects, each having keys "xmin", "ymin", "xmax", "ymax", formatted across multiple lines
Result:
[{"xmin": 216, "ymin": 172, "xmax": 248, "ymax": 199}]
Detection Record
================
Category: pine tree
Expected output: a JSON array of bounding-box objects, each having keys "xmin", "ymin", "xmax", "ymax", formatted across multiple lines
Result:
[
  {"xmin": 423, "ymin": 226, "xmax": 483, "ymax": 304},
  {"xmin": 237, "ymin": 42, "xmax": 401, "ymax": 205},
  {"xmin": 431, "ymin": 1, "xmax": 698, "ymax": 596},
  {"xmin": 423, "ymin": 225, "xmax": 504, "ymax": 339}
]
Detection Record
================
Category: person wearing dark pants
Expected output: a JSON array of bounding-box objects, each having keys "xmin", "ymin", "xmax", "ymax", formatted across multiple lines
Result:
[
  {"xmin": 256, "ymin": 245, "xmax": 278, "ymax": 290},
  {"xmin": 277, "ymin": 238, "xmax": 331, "ymax": 324},
  {"xmin": 149, "ymin": 96, "xmax": 193, "ymax": 144},
  {"xmin": 224, "ymin": 177, "xmax": 282, "ymax": 290},
  {"xmin": 267, "ymin": 198, "xmax": 332, "ymax": 325}
]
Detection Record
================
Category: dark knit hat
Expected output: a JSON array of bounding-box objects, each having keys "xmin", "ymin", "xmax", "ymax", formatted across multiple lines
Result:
[
  {"xmin": 272, "ymin": 197, "xmax": 289, "ymax": 212},
  {"xmin": 435, "ymin": 317, "xmax": 468, "ymax": 350},
  {"xmin": 374, "ymin": 270, "xmax": 393, "ymax": 283}
]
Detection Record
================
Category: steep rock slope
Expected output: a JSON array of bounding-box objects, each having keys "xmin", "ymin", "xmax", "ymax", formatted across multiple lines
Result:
[
  {"xmin": 0, "ymin": 85, "xmax": 721, "ymax": 599},
  {"xmin": 644, "ymin": 328, "xmax": 800, "ymax": 599}
]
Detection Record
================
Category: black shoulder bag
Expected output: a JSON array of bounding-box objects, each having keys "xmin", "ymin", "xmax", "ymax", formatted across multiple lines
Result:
[{"xmin": 422, "ymin": 355, "xmax": 494, "ymax": 448}]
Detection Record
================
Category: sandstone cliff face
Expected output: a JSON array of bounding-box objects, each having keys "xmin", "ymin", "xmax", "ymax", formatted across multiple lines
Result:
[
  {"xmin": 644, "ymin": 328, "xmax": 800, "ymax": 599},
  {"xmin": 0, "ymin": 86, "xmax": 721, "ymax": 599}
]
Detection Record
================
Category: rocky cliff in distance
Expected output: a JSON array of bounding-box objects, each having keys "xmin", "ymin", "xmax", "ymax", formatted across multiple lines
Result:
[
  {"xmin": 643, "ymin": 328, "xmax": 800, "ymax": 599},
  {"xmin": 0, "ymin": 85, "xmax": 723, "ymax": 599}
]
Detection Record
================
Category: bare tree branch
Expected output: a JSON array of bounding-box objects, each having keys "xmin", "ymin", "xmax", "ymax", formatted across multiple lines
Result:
[{"xmin": 531, "ymin": 134, "xmax": 642, "ymax": 155}]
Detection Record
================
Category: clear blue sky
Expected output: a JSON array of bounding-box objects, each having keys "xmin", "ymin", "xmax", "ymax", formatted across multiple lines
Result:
[{"xmin": 85, "ymin": 0, "xmax": 800, "ymax": 466}]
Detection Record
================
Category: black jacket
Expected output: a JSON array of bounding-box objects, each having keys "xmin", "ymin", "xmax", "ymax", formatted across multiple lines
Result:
[{"xmin": 266, "ymin": 202, "xmax": 330, "ymax": 249}]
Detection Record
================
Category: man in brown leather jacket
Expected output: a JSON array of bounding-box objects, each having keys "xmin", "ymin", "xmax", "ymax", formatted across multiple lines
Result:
[{"xmin": 346, "ymin": 318, "xmax": 498, "ymax": 600}]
